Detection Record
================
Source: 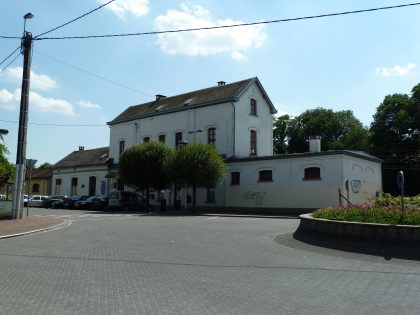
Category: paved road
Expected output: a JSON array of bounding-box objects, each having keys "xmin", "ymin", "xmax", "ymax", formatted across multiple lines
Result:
[{"xmin": 1, "ymin": 208, "xmax": 419, "ymax": 314}]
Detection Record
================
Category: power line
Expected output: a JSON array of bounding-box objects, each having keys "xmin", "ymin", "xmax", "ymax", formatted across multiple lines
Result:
[
  {"xmin": 0, "ymin": 52, "xmax": 21, "ymax": 75},
  {"xmin": 0, "ymin": 46, "xmax": 21, "ymax": 67},
  {"xmin": 34, "ymin": 0, "xmax": 115, "ymax": 39},
  {"xmin": 0, "ymin": 119, "xmax": 106, "ymax": 127},
  {"xmin": 0, "ymin": 35, "xmax": 20, "ymax": 39},
  {"xmin": 34, "ymin": 2, "xmax": 420, "ymax": 41},
  {"xmin": 34, "ymin": 50, "xmax": 153, "ymax": 97}
]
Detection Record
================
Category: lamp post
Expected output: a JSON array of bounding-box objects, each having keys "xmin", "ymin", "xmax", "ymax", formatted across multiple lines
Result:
[
  {"xmin": 0, "ymin": 129, "xmax": 9, "ymax": 136},
  {"xmin": 25, "ymin": 159, "xmax": 37, "ymax": 216},
  {"xmin": 12, "ymin": 13, "xmax": 34, "ymax": 220}
]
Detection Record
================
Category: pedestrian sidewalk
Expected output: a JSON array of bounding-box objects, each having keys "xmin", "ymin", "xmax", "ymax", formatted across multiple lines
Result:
[{"xmin": 0, "ymin": 216, "xmax": 66, "ymax": 239}]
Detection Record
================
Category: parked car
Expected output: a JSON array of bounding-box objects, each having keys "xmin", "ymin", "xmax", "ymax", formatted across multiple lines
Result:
[
  {"xmin": 23, "ymin": 195, "xmax": 29, "ymax": 207},
  {"xmin": 74, "ymin": 195, "xmax": 108, "ymax": 210},
  {"xmin": 28, "ymin": 195, "xmax": 48, "ymax": 207},
  {"xmin": 43, "ymin": 195, "xmax": 67, "ymax": 208},
  {"xmin": 52, "ymin": 195, "xmax": 89, "ymax": 209},
  {"xmin": 108, "ymin": 191, "xmax": 147, "ymax": 211}
]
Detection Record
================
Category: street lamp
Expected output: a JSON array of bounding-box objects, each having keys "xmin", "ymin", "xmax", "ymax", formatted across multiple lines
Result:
[
  {"xmin": 12, "ymin": 13, "xmax": 34, "ymax": 219},
  {"xmin": 0, "ymin": 129, "xmax": 9, "ymax": 136}
]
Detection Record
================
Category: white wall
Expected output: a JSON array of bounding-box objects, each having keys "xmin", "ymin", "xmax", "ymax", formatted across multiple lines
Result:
[
  {"xmin": 52, "ymin": 165, "xmax": 109, "ymax": 196},
  {"xmin": 108, "ymin": 81, "xmax": 275, "ymax": 163},
  {"xmin": 218, "ymin": 154, "xmax": 382, "ymax": 210}
]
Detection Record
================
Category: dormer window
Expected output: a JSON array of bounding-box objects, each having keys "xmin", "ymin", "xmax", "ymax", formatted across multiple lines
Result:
[{"xmin": 250, "ymin": 98, "xmax": 257, "ymax": 116}]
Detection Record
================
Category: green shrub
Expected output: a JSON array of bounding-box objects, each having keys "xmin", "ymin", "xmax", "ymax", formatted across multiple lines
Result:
[
  {"xmin": 313, "ymin": 205, "xmax": 420, "ymax": 225},
  {"xmin": 371, "ymin": 193, "xmax": 420, "ymax": 208}
]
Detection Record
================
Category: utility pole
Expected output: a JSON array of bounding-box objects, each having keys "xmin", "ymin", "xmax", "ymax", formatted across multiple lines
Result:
[{"xmin": 12, "ymin": 13, "xmax": 34, "ymax": 219}]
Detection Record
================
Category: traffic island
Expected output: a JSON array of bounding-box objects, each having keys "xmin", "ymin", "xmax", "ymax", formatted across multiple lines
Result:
[{"xmin": 293, "ymin": 213, "xmax": 420, "ymax": 260}]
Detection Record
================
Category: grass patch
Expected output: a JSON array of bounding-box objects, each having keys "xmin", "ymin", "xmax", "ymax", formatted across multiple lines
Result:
[{"xmin": 313, "ymin": 205, "xmax": 420, "ymax": 225}]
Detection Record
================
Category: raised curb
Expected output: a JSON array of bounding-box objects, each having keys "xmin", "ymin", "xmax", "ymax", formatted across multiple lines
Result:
[
  {"xmin": 0, "ymin": 219, "xmax": 71, "ymax": 240},
  {"xmin": 296, "ymin": 213, "xmax": 420, "ymax": 245}
]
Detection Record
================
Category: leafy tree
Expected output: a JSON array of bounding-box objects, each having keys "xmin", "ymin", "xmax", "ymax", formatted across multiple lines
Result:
[
  {"xmin": 0, "ymin": 138, "xmax": 14, "ymax": 192},
  {"xmin": 370, "ymin": 93, "xmax": 418, "ymax": 159},
  {"xmin": 38, "ymin": 162, "xmax": 52, "ymax": 169},
  {"xmin": 171, "ymin": 143, "xmax": 226, "ymax": 207},
  {"xmin": 273, "ymin": 114, "xmax": 291, "ymax": 154},
  {"xmin": 119, "ymin": 141, "xmax": 174, "ymax": 209},
  {"xmin": 284, "ymin": 108, "xmax": 369, "ymax": 153}
]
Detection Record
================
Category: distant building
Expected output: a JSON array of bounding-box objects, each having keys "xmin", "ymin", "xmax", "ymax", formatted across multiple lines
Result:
[
  {"xmin": 51, "ymin": 147, "xmax": 109, "ymax": 197},
  {"xmin": 24, "ymin": 168, "xmax": 52, "ymax": 196}
]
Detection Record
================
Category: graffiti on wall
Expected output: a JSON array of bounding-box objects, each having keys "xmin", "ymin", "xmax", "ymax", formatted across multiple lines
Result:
[
  {"xmin": 351, "ymin": 180, "xmax": 361, "ymax": 194},
  {"xmin": 242, "ymin": 190, "xmax": 266, "ymax": 206}
]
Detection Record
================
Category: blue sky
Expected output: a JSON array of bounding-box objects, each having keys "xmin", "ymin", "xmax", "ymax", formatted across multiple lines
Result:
[{"xmin": 1, "ymin": 0, "xmax": 420, "ymax": 165}]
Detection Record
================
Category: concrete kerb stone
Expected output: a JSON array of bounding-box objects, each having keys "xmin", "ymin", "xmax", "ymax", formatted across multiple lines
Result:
[
  {"xmin": 0, "ymin": 219, "xmax": 71, "ymax": 240},
  {"xmin": 296, "ymin": 213, "xmax": 420, "ymax": 245}
]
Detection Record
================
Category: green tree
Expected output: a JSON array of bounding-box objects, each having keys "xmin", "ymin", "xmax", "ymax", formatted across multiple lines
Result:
[
  {"xmin": 38, "ymin": 162, "xmax": 52, "ymax": 169},
  {"xmin": 273, "ymin": 114, "xmax": 291, "ymax": 154},
  {"xmin": 286, "ymin": 108, "xmax": 369, "ymax": 153},
  {"xmin": 171, "ymin": 143, "xmax": 226, "ymax": 207},
  {"xmin": 370, "ymin": 93, "xmax": 418, "ymax": 158},
  {"xmin": 119, "ymin": 141, "xmax": 174, "ymax": 209},
  {"xmin": 0, "ymin": 138, "xmax": 14, "ymax": 192}
]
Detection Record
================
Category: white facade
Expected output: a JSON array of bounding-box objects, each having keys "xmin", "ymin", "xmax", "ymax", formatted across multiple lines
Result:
[
  {"xmin": 107, "ymin": 78, "xmax": 382, "ymax": 213},
  {"xmin": 108, "ymin": 79, "xmax": 275, "ymax": 164},
  {"xmin": 51, "ymin": 165, "xmax": 109, "ymax": 197},
  {"xmin": 224, "ymin": 152, "xmax": 382, "ymax": 213}
]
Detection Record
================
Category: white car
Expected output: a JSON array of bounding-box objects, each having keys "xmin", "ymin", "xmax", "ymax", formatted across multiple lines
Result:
[{"xmin": 28, "ymin": 195, "xmax": 47, "ymax": 207}]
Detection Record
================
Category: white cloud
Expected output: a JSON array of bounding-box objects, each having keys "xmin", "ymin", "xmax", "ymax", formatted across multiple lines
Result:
[
  {"xmin": 78, "ymin": 99, "xmax": 101, "ymax": 110},
  {"xmin": 154, "ymin": 3, "xmax": 267, "ymax": 61},
  {"xmin": 0, "ymin": 88, "xmax": 75, "ymax": 115},
  {"xmin": 97, "ymin": 0, "xmax": 150, "ymax": 19},
  {"xmin": 376, "ymin": 63, "xmax": 416, "ymax": 77},
  {"xmin": 5, "ymin": 67, "xmax": 58, "ymax": 90},
  {"xmin": 0, "ymin": 89, "xmax": 16, "ymax": 110}
]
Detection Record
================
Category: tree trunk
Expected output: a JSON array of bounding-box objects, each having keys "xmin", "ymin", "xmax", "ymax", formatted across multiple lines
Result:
[{"xmin": 192, "ymin": 184, "xmax": 197, "ymax": 208}]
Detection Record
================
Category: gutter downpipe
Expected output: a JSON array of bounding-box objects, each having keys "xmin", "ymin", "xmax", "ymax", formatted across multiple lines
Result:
[{"xmin": 230, "ymin": 102, "xmax": 236, "ymax": 157}]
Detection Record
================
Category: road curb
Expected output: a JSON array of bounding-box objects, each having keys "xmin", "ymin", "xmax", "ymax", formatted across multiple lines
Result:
[{"xmin": 0, "ymin": 219, "xmax": 71, "ymax": 240}]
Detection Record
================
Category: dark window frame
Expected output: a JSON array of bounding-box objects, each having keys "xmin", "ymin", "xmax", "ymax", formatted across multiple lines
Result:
[
  {"xmin": 208, "ymin": 128, "xmax": 216, "ymax": 146},
  {"xmin": 258, "ymin": 170, "xmax": 273, "ymax": 182},
  {"xmin": 206, "ymin": 189, "xmax": 216, "ymax": 203},
  {"xmin": 250, "ymin": 130, "xmax": 257, "ymax": 155},
  {"xmin": 143, "ymin": 136, "xmax": 150, "ymax": 143},
  {"xmin": 250, "ymin": 98, "xmax": 257, "ymax": 116},
  {"xmin": 175, "ymin": 132, "xmax": 183, "ymax": 147},
  {"xmin": 119, "ymin": 140, "xmax": 125, "ymax": 156},
  {"xmin": 304, "ymin": 167, "xmax": 321, "ymax": 180},
  {"xmin": 158, "ymin": 134, "xmax": 166, "ymax": 143},
  {"xmin": 32, "ymin": 183, "xmax": 40, "ymax": 193},
  {"xmin": 230, "ymin": 172, "xmax": 240, "ymax": 185}
]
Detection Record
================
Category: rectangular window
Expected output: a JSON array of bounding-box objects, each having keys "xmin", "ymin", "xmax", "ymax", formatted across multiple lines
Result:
[
  {"xmin": 206, "ymin": 189, "xmax": 215, "ymax": 203},
  {"xmin": 143, "ymin": 137, "xmax": 150, "ymax": 143},
  {"xmin": 259, "ymin": 170, "xmax": 272, "ymax": 182},
  {"xmin": 208, "ymin": 128, "xmax": 216, "ymax": 146},
  {"xmin": 119, "ymin": 140, "xmax": 125, "ymax": 156},
  {"xmin": 250, "ymin": 130, "xmax": 257, "ymax": 155},
  {"xmin": 250, "ymin": 98, "xmax": 257, "ymax": 115},
  {"xmin": 71, "ymin": 177, "xmax": 78, "ymax": 196},
  {"xmin": 159, "ymin": 135, "xmax": 166, "ymax": 143},
  {"xmin": 175, "ymin": 132, "xmax": 183, "ymax": 147},
  {"xmin": 230, "ymin": 172, "xmax": 240, "ymax": 185},
  {"xmin": 55, "ymin": 178, "xmax": 62, "ymax": 195},
  {"xmin": 304, "ymin": 167, "xmax": 321, "ymax": 180}
]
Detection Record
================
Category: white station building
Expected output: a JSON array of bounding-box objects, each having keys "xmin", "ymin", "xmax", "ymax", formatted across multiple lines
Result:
[{"xmin": 105, "ymin": 77, "xmax": 382, "ymax": 214}]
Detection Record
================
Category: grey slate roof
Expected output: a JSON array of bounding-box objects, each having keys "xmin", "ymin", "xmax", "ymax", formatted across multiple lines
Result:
[
  {"xmin": 53, "ymin": 147, "xmax": 109, "ymax": 169},
  {"xmin": 108, "ymin": 77, "xmax": 276, "ymax": 125}
]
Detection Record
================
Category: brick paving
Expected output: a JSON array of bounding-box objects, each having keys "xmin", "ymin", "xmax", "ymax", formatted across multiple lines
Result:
[
  {"xmin": 0, "ymin": 215, "xmax": 64, "ymax": 237},
  {"xmin": 0, "ymin": 209, "xmax": 419, "ymax": 314}
]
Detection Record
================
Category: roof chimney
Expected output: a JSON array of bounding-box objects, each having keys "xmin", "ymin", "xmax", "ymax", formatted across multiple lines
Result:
[
  {"xmin": 78, "ymin": 146, "xmax": 85, "ymax": 151},
  {"xmin": 217, "ymin": 81, "xmax": 226, "ymax": 86},
  {"xmin": 155, "ymin": 94, "xmax": 166, "ymax": 100},
  {"xmin": 309, "ymin": 136, "xmax": 321, "ymax": 153}
]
